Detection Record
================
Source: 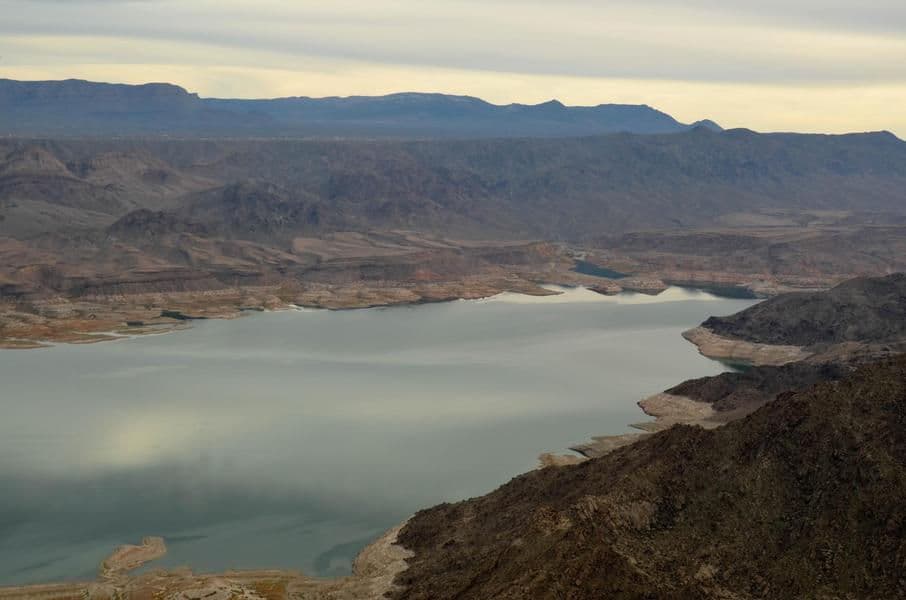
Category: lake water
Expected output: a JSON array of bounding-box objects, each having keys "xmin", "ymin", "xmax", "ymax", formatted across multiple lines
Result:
[{"xmin": 0, "ymin": 286, "xmax": 755, "ymax": 585}]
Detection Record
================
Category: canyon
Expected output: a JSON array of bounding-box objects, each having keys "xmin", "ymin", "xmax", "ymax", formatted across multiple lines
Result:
[{"xmin": 3, "ymin": 77, "xmax": 906, "ymax": 599}]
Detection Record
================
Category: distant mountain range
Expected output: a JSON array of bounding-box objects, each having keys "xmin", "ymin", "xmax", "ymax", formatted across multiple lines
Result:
[{"xmin": 0, "ymin": 78, "xmax": 721, "ymax": 138}]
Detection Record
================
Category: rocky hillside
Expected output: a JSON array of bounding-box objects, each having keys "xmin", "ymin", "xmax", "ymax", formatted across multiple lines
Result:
[
  {"xmin": 703, "ymin": 273, "xmax": 906, "ymax": 346},
  {"xmin": 664, "ymin": 361, "xmax": 851, "ymax": 419},
  {"xmin": 3, "ymin": 130, "xmax": 906, "ymax": 241},
  {"xmin": 590, "ymin": 225, "xmax": 906, "ymax": 295},
  {"xmin": 393, "ymin": 356, "xmax": 906, "ymax": 599}
]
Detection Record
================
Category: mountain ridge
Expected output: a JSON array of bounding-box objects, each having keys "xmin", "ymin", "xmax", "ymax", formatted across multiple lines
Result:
[{"xmin": 0, "ymin": 78, "xmax": 719, "ymax": 138}]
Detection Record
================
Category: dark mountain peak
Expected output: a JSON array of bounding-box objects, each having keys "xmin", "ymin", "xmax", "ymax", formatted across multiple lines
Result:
[
  {"xmin": 689, "ymin": 118, "xmax": 723, "ymax": 131},
  {"xmin": 536, "ymin": 99, "xmax": 566, "ymax": 109},
  {"xmin": 687, "ymin": 123, "xmax": 719, "ymax": 135},
  {"xmin": 722, "ymin": 127, "xmax": 759, "ymax": 137}
]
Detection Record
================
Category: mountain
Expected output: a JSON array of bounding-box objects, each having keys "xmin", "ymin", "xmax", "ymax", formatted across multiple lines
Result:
[
  {"xmin": 2, "ymin": 129, "xmax": 905, "ymax": 241},
  {"xmin": 392, "ymin": 354, "xmax": 906, "ymax": 599},
  {"xmin": 0, "ymin": 79, "xmax": 718, "ymax": 138},
  {"xmin": 2, "ymin": 132, "xmax": 906, "ymax": 324},
  {"xmin": 703, "ymin": 273, "xmax": 906, "ymax": 346}
]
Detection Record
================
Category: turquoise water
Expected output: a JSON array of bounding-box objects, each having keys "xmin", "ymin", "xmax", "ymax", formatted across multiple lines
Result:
[
  {"xmin": 572, "ymin": 260, "xmax": 628, "ymax": 279},
  {"xmin": 0, "ymin": 287, "xmax": 754, "ymax": 584}
]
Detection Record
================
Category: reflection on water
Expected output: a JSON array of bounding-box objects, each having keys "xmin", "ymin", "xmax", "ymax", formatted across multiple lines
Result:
[{"xmin": 0, "ymin": 287, "xmax": 755, "ymax": 584}]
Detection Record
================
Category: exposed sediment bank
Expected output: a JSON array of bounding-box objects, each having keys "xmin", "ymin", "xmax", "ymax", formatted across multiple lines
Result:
[
  {"xmin": 0, "ymin": 277, "xmax": 559, "ymax": 349},
  {"xmin": 100, "ymin": 537, "xmax": 167, "ymax": 580},
  {"xmin": 682, "ymin": 325, "xmax": 811, "ymax": 366},
  {"xmin": 0, "ymin": 271, "xmax": 752, "ymax": 350}
]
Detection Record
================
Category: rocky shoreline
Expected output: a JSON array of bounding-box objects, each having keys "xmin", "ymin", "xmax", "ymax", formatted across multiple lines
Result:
[
  {"xmin": 0, "ymin": 266, "xmax": 770, "ymax": 350},
  {"xmin": 0, "ymin": 276, "xmax": 558, "ymax": 350},
  {"xmin": 0, "ymin": 524, "xmax": 413, "ymax": 600},
  {"xmin": 567, "ymin": 393, "xmax": 718, "ymax": 459},
  {"xmin": 4, "ymin": 229, "xmax": 871, "ymax": 350}
]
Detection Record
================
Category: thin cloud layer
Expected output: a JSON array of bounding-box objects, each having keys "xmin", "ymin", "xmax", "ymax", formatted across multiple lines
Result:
[{"xmin": 1, "ymin": 0, "xmax": 904, "ymax": 134}]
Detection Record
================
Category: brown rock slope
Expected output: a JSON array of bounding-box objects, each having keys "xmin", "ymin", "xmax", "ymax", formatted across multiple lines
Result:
[
  {"xmin": 664, "ymin": 361, "xmax": 851, "ymax": 421},
  {"xmin": 392, "ymin": 357, "xmax": 906, "ymax": 599},
  {"xmin": 590, "ymin": 224, "xmax": 906, "ymax": 296},
  {"xmin": 4, "ymin": 130, "xmax": 906, "ymax": 241},
  {"xmin": 703, "ymin": 273, "xmax": 906, "ymax": 347},
  {"xmin": 678, "ymin": 273, "xmax": 906, "ymax": 366}
]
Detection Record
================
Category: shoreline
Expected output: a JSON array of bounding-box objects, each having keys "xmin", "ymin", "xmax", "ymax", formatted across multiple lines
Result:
[
  {"xmin": 0, "ymin": 524, "xmax": 413, "ymax": 600},
  {"xmin": 0, "ymin": 275, "xmax": 563, "ymax": 350},
  {"xmin": 564, "ymin": 324, "xmax": 808, "ymax": 461},
  {"xmin": 682, "ymin": 325, "xmax": 811, "ymax": 366},
  {"xmin": 567, "ymin": 392, "xmax": 724, "ymax": 460},
  {"xmin": 0, "ymin": 277, "xmax": 759, "ymax": 351}
]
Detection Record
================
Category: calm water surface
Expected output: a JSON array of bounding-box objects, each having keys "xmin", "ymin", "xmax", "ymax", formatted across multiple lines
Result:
[{"xmin": 0, "ymin": 287, "xmax": 755, "ymax": 584}]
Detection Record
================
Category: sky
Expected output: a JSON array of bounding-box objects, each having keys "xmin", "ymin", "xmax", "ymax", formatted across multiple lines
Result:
[{"xmin": 1, "ymin": 0, "xmax": 905, "ymax": 135}]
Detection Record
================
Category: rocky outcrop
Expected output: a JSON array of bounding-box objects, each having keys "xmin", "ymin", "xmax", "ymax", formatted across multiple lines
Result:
[
  {"xmin": 679, "ymin": 273, "xmax": 906, "ymax": 366},
  {"xmin": 702, "ymin": 273, "xmax": 906, "ymax": 347}
]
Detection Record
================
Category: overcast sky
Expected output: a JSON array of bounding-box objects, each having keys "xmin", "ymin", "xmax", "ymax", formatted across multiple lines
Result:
[{"xmin": 2, "ymin": 0, "xmax": 905, "ymax": 134}]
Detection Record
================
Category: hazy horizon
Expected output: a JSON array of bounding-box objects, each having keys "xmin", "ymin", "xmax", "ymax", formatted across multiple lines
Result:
[{"xmin": 1, "ymin": 0, "xmax": 904, "ymax": 136}]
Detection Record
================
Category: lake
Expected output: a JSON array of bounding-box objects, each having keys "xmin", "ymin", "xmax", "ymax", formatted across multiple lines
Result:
[{"xmin": 0, "ymin": 286, "xmax": 755, "ymax": 585}]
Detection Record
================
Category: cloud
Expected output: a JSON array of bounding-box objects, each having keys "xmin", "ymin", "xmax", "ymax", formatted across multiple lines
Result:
[
  {"xmin": 0, "ymin": 0, "xmax": 904, "ymax": 134},
  {"xmin": 2, "ymin": 0, "xmax": 905, "ymax": 84}
]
